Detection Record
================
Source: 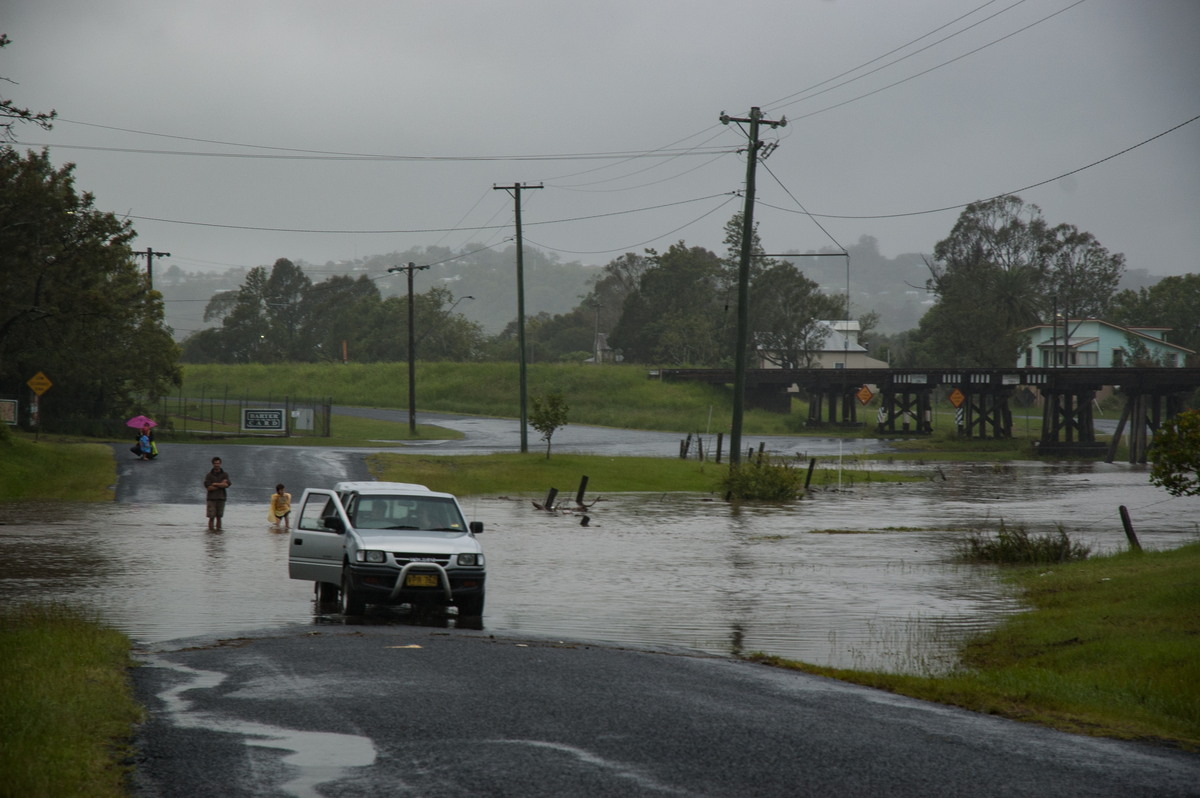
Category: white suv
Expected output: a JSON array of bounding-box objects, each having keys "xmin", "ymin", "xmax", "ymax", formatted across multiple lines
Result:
[{"xmin": 288, "ymin": 481, "xmax": 486, "ymax": 616}]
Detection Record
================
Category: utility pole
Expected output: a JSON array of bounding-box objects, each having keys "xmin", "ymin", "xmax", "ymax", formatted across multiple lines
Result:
[
  {"xmin": 133, "ymin": 247, "xmax": 171, "ymax": 291},
  {"xmin": 493, "ymin": 182, "xmax": 543, "ymax": 453},
  {"xmin": 720, "ymin": 107, "xmax": 786, "ymax": 466},
  {"xmin": 388, "ymin": 262, "xmax": 430, "ymax": 434}
]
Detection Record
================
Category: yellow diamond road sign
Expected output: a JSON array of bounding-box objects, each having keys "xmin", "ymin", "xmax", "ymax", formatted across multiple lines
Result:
[
  {"xmin": 27, "ymin": 372, "xmax": 52, "ymax": 396},
  {"xmin": 855, "ymin": 385, "xmax": 874, "ymax": 406},
  {"xmin": 949, "ymin": 388, "xmax": 965, "ymax": 408}
]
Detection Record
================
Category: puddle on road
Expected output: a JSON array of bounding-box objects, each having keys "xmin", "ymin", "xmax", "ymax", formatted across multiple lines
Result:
[
  {"xmin": 144, "ymin": 655, "xmax": 377, "ymax": 798},
  {"xmin": 1, "ymin": 460, "xmax": 1195, "ymax": 673}
]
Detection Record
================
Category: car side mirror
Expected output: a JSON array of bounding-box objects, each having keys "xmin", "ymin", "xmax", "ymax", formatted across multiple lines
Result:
[
  {"xmin": 470, "ymin": 521, "xmax": 484, "ymax": 535},
  {"xmin": 324, "ymin": 516, "xmax": 345, "ymax": 534}
]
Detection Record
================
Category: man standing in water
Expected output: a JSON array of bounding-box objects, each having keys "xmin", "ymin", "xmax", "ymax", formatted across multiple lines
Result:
[{"xmin": 204, "ymin": 456, "xmax": 231, "ymax": 531}]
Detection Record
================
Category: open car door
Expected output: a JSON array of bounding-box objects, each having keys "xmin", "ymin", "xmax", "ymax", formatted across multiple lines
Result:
[{"xmin": 288, "ymin": 488, "xmax": 351, "ymax": 586}]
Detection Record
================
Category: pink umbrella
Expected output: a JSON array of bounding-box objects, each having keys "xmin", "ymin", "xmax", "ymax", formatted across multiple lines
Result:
[{"xmin": 126, "ymin": 415, "xmax": 157, "ymax": 429}]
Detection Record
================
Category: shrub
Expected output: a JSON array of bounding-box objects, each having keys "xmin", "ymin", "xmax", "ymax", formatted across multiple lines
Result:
[
  {"xmin": 957, "ymin": 521, "xmax": 1091, "ymax": 564},
  {"xmin": 721, "ymin": 458, "xmax": 804, "ymax": 502}
]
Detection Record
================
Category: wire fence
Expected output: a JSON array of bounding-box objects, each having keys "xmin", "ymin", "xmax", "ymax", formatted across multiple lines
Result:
[{"xmin": 154, "ymin": 388, "xmax": 333, "ymax": 438}]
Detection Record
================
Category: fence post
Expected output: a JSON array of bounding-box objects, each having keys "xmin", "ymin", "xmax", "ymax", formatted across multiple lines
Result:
[{"xmin": 1118, "ymin": 505, "xmax": 1143, "ymax": 552}]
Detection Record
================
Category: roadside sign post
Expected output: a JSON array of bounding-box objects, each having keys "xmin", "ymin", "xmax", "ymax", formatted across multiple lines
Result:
[
  {"xmin": 948, "ymin": 388, "xmax": 966, "ymax": 433},
  {"xmin": 26, "ymin": 371, "xmax": 52, "ymax": 442}
]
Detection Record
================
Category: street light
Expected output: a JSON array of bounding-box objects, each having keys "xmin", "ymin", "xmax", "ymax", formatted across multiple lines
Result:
[
  {"xmin": 414, "ymin": 295, "xmax": 475, "ymax": 349},
  {"xmin": 592, "ymin": 300, "xmax": 603, "ymax": 364}
]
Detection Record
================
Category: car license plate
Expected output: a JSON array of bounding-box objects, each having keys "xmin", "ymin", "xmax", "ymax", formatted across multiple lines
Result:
[{"xmin": 405, "ymin": 573, "xmax": 439, "ymax": 587}]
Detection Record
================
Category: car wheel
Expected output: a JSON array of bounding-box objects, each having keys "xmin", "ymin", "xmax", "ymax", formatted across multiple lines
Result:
[
  {"xmin": 456, "ymin": 591, "xmax": 485, "ymax": 617},
  {"xmin": 316, "ymin": 581, "xmax": 339, "ymax": 604},
  {"xmin": 340, "ymin": 571, "xmax": 365, "ymax": 616}
]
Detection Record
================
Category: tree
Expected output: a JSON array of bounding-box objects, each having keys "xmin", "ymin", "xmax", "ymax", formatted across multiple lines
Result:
[
  {"xmin": 910, "ymin": 196, "xmax": 1124, "ymax": 367},
  {"xmin": 410, "ymin": 287, "xmax": 486, "ymax": 361},
  {"xmin": 0, "ymin": 148, "xmax": 180, "ymax": 428},
  {"xmin": 750, "ymin": 263, "xmax": 842, "ymax": 368},
  {"xmin": 1148, "ymin": 409, "xmax": 1200, "ymax": 497},
  {"xmin": 301, "ymin": 274, "xmax": 382, "ymax": 362},
  {"xmin": 186, "ymin": 261, "xmax": 492, "ymax": 365},
  {"xmin": 577, "ymin": 252, "xmax": 650, "ymax": 361},
  {"xmin": 609, "ymin": 242, "xmax": 726, "ymax": 364},
  {"xmin": 1109, "ymin": 274, "xmax": 1200, "ymax": 363},
  {"xmin": 1, "ymin": 35, "xmax": 56, "ymax": 142},
  {"xmin": 1046, "ymin": 224, "xmax": 1124, "ymax": 321},
  {"xmin": 529, "ymin": 390, "xmax": 569, "ymax": 459}
]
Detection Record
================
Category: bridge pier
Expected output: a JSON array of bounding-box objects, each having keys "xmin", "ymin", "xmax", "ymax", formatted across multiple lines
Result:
[
  {"xmin": 956, "ymin": 385, "xmax": 1015, "ymax": 438},
  {"xmin": 876, "ymin": 385, "xmax": 932, "ymax": 435},
  {"xmin": 1036, "ymin": 384, "xmax": 1104, "ymax": 456},
  {"xmin": 745, "ymin": 383, "xmax": 792, "ymax": 414},
  {"xmin": 1105, "ymin": 389, "xmax": 1189, "ymax": 464},
  {"xmin": 806, "ymin": 386, "xmax": 861, "ymax": 427}
]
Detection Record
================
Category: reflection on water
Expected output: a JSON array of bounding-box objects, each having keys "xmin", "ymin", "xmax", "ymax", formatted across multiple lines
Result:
[{"xmin": 1, "ymin": 461, "xmax": 1195, "ymax": 673}]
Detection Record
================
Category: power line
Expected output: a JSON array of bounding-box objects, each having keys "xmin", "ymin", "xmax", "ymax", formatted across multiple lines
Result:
[
  {"xmin": 758, "ymin": 111, "xmax": 1200, "ymax": 222},
  {"xmin": 19, "ymin": 137, "xmax": 733, "ymax": 163},
  {"xmin": 524, "ymin": 193, "xmax": 739, "ymax": 256},
  {"xmin": 765, "ymin": 0, "xmax": 1020, "ymax": 109},
  {"xmin": 107, "ymin": 193, "xmax": 734, "ymax": 234},
  {"xmin": 759, "ymin": 161, "xmax": 846, "ymax": 253},
  {"xmin": 777, "ymin": 0, "xmax": 1088, "ymax": 123}
]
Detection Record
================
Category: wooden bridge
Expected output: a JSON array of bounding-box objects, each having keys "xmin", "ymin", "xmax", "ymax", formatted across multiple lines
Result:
[{"xmin": 653, "ymin": 367, "xmax": 1200, "ymax": 463}]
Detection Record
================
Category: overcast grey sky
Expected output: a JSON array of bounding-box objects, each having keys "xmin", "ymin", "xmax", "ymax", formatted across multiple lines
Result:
[{"xmin": 4, "ymin": 0, "xmax": 1198, "ymax": 285}]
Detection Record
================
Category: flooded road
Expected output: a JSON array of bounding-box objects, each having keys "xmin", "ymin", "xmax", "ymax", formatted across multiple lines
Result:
[{"xmin": 2, "ymin": 450, "xmax": 1194, "ymax": 673}]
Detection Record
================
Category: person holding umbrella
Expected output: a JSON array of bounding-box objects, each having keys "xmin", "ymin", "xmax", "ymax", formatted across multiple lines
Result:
[
  {"xmin": 130, "ymin": 429, "xmax": 152, "ymax": 460},
  {"xmin": 126, "ymin": 415, "xmax": 158, "ymax": 460},
  {"xmin": 141, "ymin": 423, "xmax": 158, "ymax": 459}
]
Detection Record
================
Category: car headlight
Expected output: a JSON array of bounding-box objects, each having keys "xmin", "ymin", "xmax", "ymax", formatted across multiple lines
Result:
[
  {"xmin": 356, "ymin": 550, "xmax": 387, "ymax": 564},
  {"xmin": 456, "ymin": 553, "xmax": 484, "ymax": 566}
]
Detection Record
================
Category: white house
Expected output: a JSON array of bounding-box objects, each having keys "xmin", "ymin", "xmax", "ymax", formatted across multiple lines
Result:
[{"xmin": 757, "ymin": 320, "xmax": 889, "ymax": 370}]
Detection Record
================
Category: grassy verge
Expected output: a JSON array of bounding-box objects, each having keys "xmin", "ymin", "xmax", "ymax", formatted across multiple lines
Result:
[
  {"xmin": 748, "ymin": 542, "xmax": 1200, "ymax": 750},
  {"xmin": 0, "ymin": 603, "xmax": 142, "ymax": 797},
  {"xmin": 0, "ymin": 431, "xmax": 115, "ymax": 501},
  {"xmin": 370, "ymin": 452, "xmax": 722, "ymax": 495},
  {"xmin": 367, "ymin": 451, "xmax": 917, "ymax": 496}
]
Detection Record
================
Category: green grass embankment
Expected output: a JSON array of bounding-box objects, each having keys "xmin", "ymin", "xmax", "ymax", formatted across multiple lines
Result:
[
  {"xmin": 179, "ymin": 362, "xmax": 813, "ymax": 436},
  {"xmin": 368, "ymin": 451, "xmax": 913, "ymax": 496},
  {"xmin": 0, "ymin": 603, "xmax": 142, "ymax": 798},
  {"xmin": 0, "ymin": 430, "xmax": 115, "ymax": 501},
  {"xmin": 750, "ymin": 542, "xmax": 1200, "ymax": 750}
]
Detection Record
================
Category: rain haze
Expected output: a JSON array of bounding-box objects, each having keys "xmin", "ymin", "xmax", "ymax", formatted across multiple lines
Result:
[{"xmin": 3, "ymin": 0, "xmax": 1198, "ymax": 317}]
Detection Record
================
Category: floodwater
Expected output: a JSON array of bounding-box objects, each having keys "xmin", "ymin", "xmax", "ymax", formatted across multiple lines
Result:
[{"xmin": 1, "ymin": 459, "xmax": 1195, "ymax": 673}]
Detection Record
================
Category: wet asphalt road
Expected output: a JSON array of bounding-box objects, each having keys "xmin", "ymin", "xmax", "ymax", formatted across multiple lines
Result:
[
  {"xmin": 132, "ymin": 627, "xmax": 1200, "ymax": 798},
  {"xmin": 119, "ymin": 419, "xmax": 1200, "ymax": 797}
]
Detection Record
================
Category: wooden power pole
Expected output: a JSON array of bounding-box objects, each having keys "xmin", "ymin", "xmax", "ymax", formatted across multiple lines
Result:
[
  {"xmin": 493, "ymin": 182, "xmax": 543, "ymax": 453},
  {"xmin": 720, "ymin": 107, "xmax": 786, "ymax": 466}
]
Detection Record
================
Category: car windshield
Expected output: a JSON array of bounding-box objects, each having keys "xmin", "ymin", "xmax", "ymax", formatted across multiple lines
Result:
[{"xmin": 351, "ymin": 495, "xmax": 465, "ymax": 532}]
